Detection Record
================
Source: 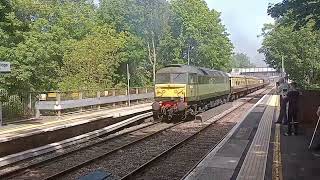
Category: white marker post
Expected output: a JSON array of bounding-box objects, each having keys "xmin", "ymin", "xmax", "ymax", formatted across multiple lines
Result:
[{"xmin": 0, "ymin": 61, "xmax": 11, "ymax": 126}]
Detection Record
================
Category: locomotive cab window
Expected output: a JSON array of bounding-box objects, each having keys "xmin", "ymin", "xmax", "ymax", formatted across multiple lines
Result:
[
  {"xmin": 189, "ymin": 74, "xmax": 197, "ymax": 84},
  {"xmin": 156, "ymin": 73, "xmax": 188, "ymax": 84}
]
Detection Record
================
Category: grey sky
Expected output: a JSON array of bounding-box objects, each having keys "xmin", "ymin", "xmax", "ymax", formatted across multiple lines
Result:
[{"xmin": 205, "ymin": 0, "xmax": 281, "ymax": 66}]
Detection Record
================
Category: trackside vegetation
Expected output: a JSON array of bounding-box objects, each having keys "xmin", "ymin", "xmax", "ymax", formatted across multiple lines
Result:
[{"xmin": 260, "ymin": 0, "xmax": 320, "ymax": 88}]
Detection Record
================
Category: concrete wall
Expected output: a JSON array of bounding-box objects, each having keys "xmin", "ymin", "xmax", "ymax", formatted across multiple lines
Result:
[{"xmin": 298, "ymin": 90, "xmax": 320, "ymax": 127}]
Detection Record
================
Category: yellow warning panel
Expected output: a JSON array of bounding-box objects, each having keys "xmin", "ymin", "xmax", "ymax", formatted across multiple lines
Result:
[
  {"xmin": 272, "ymin": 124, "xmax": 283, "ymax": 180},
  {"xmin": 71, "ymin": 92, "xmax": 79, "ymax": 98},
  {"xmin": 268, "ymin": 95, "xmax": 278, "ymax": 107},
  {"xmin": 47, "ymin": 93, "xmax": 57, "ymax": 98}
]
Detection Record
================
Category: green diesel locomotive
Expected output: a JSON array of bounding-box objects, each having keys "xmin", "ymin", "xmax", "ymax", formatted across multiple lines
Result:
[{"xmin": 152, "ymin": 64, "xmax": 264, "ymax": 121}]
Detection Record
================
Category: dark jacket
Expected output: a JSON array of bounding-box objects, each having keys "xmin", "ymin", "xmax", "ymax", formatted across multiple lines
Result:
[{"xmin": 286, "ymin": 89, "xmax": 299, "ymax": 111}]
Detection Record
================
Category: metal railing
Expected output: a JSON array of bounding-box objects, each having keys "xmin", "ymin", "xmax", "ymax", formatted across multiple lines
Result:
[
  {"xmin": 0, "ymin": 87, "xmax": 154, "ymax": 124},
  {"xmin": 0, "ymin": 90, "xmax": 39, "ymax": 124},
  {"xmin": 35, "ymin": 87, "xmax": 154, "ymax": 117}
]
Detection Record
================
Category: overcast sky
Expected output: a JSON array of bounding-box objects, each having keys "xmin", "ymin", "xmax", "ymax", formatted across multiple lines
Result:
[{"xmin": 205, "ymin": 0, "xmax": 281, "ymax": 66}]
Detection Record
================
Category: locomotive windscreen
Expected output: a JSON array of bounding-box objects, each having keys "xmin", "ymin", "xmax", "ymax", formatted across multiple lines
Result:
[{"xmin": 156, "ymin": 73, "xmax": 188, "ymax": 84}]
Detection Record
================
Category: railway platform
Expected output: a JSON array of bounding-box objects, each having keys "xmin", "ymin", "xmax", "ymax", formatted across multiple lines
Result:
[
  {"xmin": 0, "ymin": 103, "xmax": 151, "ymax": 141},
  {"xmin": 184, "ymin": 94, "xmax": 320, "ymax": 180},
  {"xmin": 0, "ymin": 103, "xmax": 151, "ymax": 157}
]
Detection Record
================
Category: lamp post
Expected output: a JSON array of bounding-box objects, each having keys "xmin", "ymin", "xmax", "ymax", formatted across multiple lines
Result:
[
  {"xmin": 127, "ymin": 64, "xmax": 131, "ymax": 107},
  {"xmin": 0, "ymin": 61, "xmax": 11, "ymax": 126}
]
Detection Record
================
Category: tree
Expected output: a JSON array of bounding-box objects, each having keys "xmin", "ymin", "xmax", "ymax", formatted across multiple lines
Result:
[
  {"xmin": 262, "ymin": 0, "xmax": 320, "ymax": 88},
  {"xmin": 59, "ymin": 26, "xmax": 127, "ymax": 90},
  {"xmin": 231, "ymin": 53, "xmax": 255, "ymax": 68},
  {"xmin": 268, "ymin": 0, "xmax": 320, "ymax": 30},
  {"xmin": 99, "ymin": 0, "xmax": 234, "ymax": 86},
  {"xmin": 99, "ymin": 0, "xmax": 172, "ymax": 86},
  {"xmin": 0, "ymin": 0, "xmax": 235, "ymax": 93},
  {"xmin": 259, "ymin": 23, "xmax": 320, "ymax": 87},
  {"xmin": 138, "ymin": 0, "xmax": 172, "ymax": 85},
  {"xmin": 169, "ymin": 0, "xmax": 233, "ymax": 71},
  {"xmin": 0, "ymin": 0, "xmax": 102, "ymax": 93}
]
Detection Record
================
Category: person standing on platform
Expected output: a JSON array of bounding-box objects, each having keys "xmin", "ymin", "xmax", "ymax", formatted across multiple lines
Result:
[
  {"xmin": 275, "ymin": 78, "xmax": 289, "ymax": 124},
  {"xmin": 285, "ymin": 82, "xmax": 300, "ymax": 136}
]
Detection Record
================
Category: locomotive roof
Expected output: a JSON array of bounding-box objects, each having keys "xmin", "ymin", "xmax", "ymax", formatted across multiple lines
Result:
[{"xmin": 157, "ymin": 64, "xmax": 228, "ymax": 77}]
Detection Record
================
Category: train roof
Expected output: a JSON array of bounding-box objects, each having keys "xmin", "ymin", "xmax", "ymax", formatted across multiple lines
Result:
[
  {"xmin": 158, "ymin": 64, "xmax": 203, "ymax": 74},
  {"xmin": 229, "ymin": 74, "xmax": 246, "ymax": 78},
  {"xmin": 157, "ymin": 64, "xmax": 229, "ymax": 77}
]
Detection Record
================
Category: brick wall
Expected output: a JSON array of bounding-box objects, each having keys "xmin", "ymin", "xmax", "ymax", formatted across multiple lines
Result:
[{"xmin": 298, "ymin": 90, "xmax": 320, "ymax": 127}]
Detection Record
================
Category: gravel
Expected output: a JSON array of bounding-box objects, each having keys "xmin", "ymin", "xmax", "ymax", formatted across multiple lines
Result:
[
  {"xmin": 0, "ymin": 119, "xmax": 154, "ymax": 176},
  {"xmin": 58, "ymin": 120, "xmax": 208, "ymax": 180}
]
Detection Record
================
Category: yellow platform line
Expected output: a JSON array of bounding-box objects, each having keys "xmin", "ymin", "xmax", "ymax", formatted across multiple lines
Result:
[
  {"xmin": 0, "ymin": 117, "xmax": 88, "ymax": 136},
  {"xmin": 272, "ymin": 96, "xmax": 283, "ymax": 180},
  {"xmin": 273, "ymin": 124, "xmax": 283, "ymax": 180},
  {"xmin": 268, "ymin": 95, "xmax": 278, "ymax": 107}
]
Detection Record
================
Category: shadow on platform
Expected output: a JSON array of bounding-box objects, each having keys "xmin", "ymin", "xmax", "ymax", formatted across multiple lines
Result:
[{"xmin": 280, "ymin": 126, "xmax": 320, "ymax": 180}]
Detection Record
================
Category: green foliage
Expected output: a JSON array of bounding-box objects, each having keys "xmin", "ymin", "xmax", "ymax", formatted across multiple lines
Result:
[
  {"xmin": 0, "ymin": 0, "xmax": 100, "ymax": 93},
  {"xmin": 261, "ymin": 0, "xmax": 320, "ymax": 88},
  {"xmin": 0, "ymin": 0, "xmax": 234, "ymax": 93},
  {"xmin": 268, "ymin": 0, "xmax": 320, "ymax": 30},
  {"xmin": 231, "ymin": 53, "xmax": 255, "ymax": 68},
  {"xmin": 59, "ymin": 26, "xmax": 127, "ymax": 91},
  {"xmin": 260, "ymin": 23, "xmax": 320, "ymax": 87},
  {"xmin": 169, "ymin": 0, "xmax": 233, "ymax": 70}
]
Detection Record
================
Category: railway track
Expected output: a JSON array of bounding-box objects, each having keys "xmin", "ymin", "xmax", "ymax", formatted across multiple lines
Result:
[
  {"xmin": 0, "ymin": 115, "xmax": 167, "ymax": 179},
  {"xmin": 2, "ymin": 87, "xmax": 271, "ymax": 180}
]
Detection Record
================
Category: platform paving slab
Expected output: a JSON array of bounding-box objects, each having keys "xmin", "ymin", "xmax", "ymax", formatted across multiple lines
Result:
[
  {"xmin": 193, "ymin": 167, "xmax": 235, "ymax": 180},
  {"xmin": 215, "ymin": 139, "xmax": 249, "ymax": 157},
  {"xmin": 236, "ymin": 95, "xmax": 276, "ymax": 180},
  {"xmin": 280, "ymin": 127, "xmax": 320, "ymax": 180}
]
